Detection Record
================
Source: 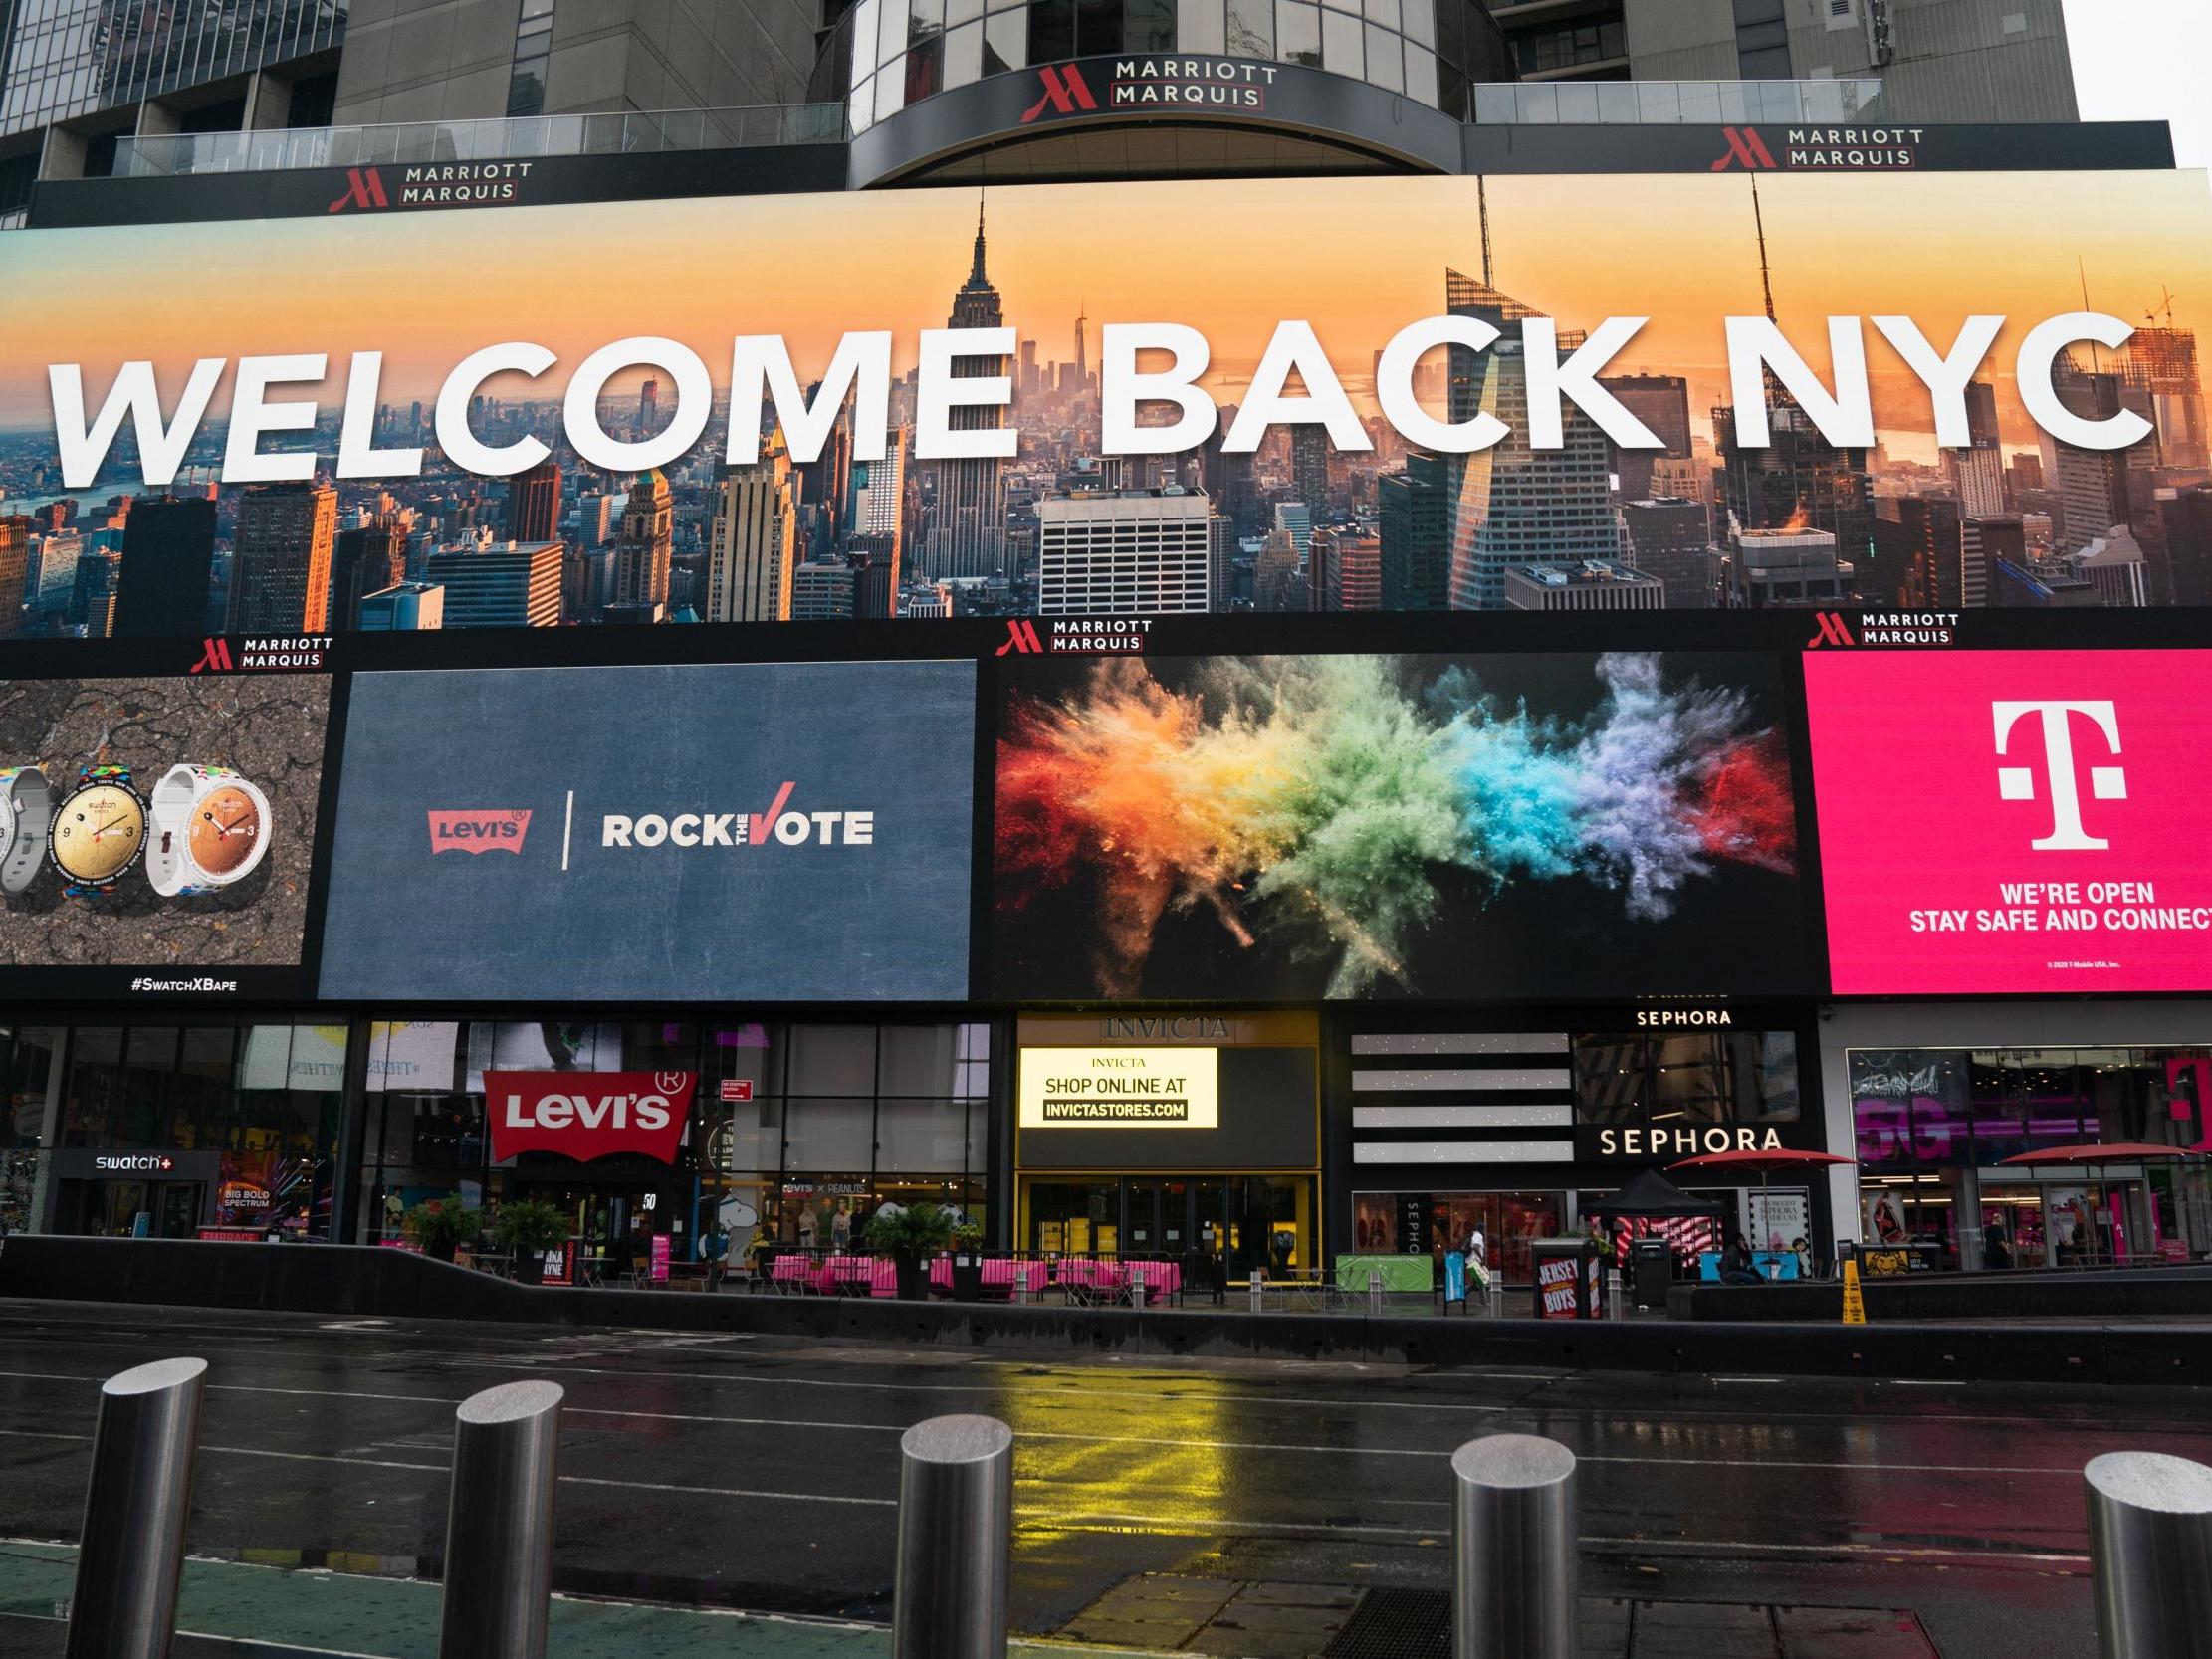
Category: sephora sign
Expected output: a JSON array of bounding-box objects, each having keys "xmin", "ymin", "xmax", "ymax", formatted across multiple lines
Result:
[{"xmin": 487, "ymin": 1071, "xmax": 697, "ymax": 1163}]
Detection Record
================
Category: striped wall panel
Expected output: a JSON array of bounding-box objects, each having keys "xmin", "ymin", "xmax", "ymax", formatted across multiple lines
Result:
[{"xmin": 1350, "ymin": 1030, "xmax": 1576, "ymax": 1168}]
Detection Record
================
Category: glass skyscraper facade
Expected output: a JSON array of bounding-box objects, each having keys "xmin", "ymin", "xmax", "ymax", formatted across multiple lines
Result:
[{"xmin": 0, "ymin": 0, "xmax": 344, "ymax": 136}]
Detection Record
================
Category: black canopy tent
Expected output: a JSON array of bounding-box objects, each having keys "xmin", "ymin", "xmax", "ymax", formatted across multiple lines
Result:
[{"xmin": 1583, "ymin": 1169, "xmax": 1724, "ymax": 1219}]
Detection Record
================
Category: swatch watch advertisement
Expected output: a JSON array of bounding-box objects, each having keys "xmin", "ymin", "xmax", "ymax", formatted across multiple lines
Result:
[
  {"xmin": 0, "ymin": 675, "xmax": 333, "ymax": 998},
  {"xmin": 318, "ymin": 660, "xmax": 977, "ymax": 1002}
]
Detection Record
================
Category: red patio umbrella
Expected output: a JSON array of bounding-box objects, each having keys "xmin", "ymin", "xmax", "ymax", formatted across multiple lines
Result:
[
  {"xmin": 1669, "ymin": 1148, "xmax": 1858, "ymax": 1252},
  {"xmin": 1996, "ymin": 1142, "xmax": 2191, "ymax": 1167}
]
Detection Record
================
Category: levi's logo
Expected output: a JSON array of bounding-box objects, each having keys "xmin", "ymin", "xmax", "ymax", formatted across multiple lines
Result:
[
  {"xmin": 486, "ymin": 1071, "xmax": 698, "ymax": 1163},
  {"xmin": 429, "ymin": 809, "xmax": 533, "ymax": 853},
  {"xmin": 328, "ymin": 167, "xmax": 391, "ymax": 213},
  {"xmin": 1021, "ymin": 63, "xmax": 1099, "ymax": 122}
]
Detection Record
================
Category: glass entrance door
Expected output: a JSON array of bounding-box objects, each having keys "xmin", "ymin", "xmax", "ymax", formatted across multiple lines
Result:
[
  {"xmin": 1125, "ymin": 1179, "xmax": 1169, "ymax": 1257},
  {"xmin": 156, "ymin": 1184, "xmax": 200, "ymax": 1238}
]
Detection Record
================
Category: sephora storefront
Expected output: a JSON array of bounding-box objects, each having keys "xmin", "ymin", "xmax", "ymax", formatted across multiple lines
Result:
[{"xmin": 1333, "ymin": 1006, "xmax": 1830, "ymax": 1285}]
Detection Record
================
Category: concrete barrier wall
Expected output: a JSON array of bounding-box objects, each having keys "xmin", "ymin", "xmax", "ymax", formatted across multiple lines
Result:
[
  {"xmin": 3, "ymin": 1236, "xmax": 2207, "ymax": 1387},
  {"xmin": 1671, "ymin": 1265, "xmax": 2212, "ymax": 1324}
]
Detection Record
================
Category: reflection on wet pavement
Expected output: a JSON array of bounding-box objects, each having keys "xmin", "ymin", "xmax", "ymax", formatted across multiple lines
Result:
[{"xmin": 2, "ymin": 1300, "xmax": 2207, "ymax": 1659}]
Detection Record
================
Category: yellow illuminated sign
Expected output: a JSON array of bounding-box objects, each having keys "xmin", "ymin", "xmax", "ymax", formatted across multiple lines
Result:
[{"xmin": 1018, "ymin": 1047, "xmax": 1219, "ymax": 1129}]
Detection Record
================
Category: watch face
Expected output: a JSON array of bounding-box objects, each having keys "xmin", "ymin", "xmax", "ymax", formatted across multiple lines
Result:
[
  {"xmin": 189, "ymin": 784, "xmax": 263, "ymax": 876},
  {"xmin": 53, "ymin": 783, "xmax": 145, "ymax": 884}
]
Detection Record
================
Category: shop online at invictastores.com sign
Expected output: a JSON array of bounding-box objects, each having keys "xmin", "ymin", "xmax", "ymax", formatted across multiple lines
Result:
[{"xmin": 1018, "ymin": 1048, "xmax": 1219, "ymax": 1128}]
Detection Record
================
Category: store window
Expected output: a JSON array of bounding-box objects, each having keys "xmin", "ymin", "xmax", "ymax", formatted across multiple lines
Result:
[
  {"xmin": 354, "ymin": 1018, "xmax": 995, "ymax": 1257},
  {"xmin": 1, "ymin": 1025, "xmax": 61, "ymax": 1237},
  {"xmin": 1571, "ymin": 1030, "xmax": 1800, "ymax": 1141},
  {"xmin": 1348, "ymin": 1189, "xmax": 1565, "ymax": 1283},
  {"xmin": 1850, "ymin": 1047, "xmax": 2212, "ymax": 1268}
]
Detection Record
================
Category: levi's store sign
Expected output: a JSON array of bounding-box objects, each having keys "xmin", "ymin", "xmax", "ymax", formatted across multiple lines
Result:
[
  {"xmin": 488, "ymin": 1071, "xmax": 697, "ymax": 1163},
  {"xmin": 1808, "ymin": 650, "xmax": 2212, "ymax": 994}
]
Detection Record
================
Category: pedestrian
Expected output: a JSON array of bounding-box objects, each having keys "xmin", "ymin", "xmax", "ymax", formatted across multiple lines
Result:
[
  {"xmin": 700, "ymin": 1219, "xmax": 730, "ymax": 1290},
  {"xmin": 1982, "ymin": 1222, "xmax": 2014, "ymax": 1271},
  {"xmin": 1718, "ymin": 1229, "xmax": 1764, "ymax": 1286},
  {"xmin": 1465, "ymin": 1221, "xmax": 1489, "ymax": 1309}
]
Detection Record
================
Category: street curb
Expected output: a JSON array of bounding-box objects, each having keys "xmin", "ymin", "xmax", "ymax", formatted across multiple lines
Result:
[
  {"xmin": 4, "ymin": 1237, "xmax": 2208, "ymax": 1386},
  {"xmin": 0, "ymin": 1541, "xmax": 1177, "ymax": 1659}
]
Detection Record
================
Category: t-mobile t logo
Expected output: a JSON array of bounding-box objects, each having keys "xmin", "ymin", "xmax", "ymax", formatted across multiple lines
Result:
[{"xmin": 1993, "ymin": 699, "xmax": 2126, "ymax": 851}]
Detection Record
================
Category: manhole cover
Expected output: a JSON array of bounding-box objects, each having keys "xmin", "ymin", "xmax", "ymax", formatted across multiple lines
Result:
[{"xmin": 1321, "ymin": 1586, "xmax": 1450, "ymax": 1659}]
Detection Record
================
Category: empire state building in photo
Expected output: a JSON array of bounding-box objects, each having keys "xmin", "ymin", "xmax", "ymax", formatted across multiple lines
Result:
[{"xmin": 929, "ymin": 202, "xmax": 1006, "ymax": 581}]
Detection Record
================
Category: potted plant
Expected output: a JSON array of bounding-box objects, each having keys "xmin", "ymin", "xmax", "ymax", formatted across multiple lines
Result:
[
  {"xmin": 492, "ymin": 1198, "xmax": 572, "ymax": 1286},
  {"xmin": 864, "ymin": 1203, "xmax": 955, "ymax": 1301},
  {"xmin": 402, "ymin": 1198, "xmax": 479, "ymax": 1265},
  {"xmin": 949, "ymin": 1222, "xmax": 986, "ymax": 1303}
]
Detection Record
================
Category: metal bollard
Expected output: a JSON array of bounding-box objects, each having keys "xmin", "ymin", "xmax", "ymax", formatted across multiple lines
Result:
[
  {"xmin": 67, "ymin": 1357, "xmax": 207, "ymax": 1659},
  {"xmin": 1248, "ymin": 1266, "xmax": 1265, "ymax": 1314},
  {"xmin": 893, "ymin": 1415, "xmax": 1012, "ymax": 1659},
  {"xmin": 1011, "ymin": 1265, "xmax": 1030, "ymax": 1306},
  {"xmin": 1451, "ymin": 1434, "xmax": 1578, "ymax": 1659},
  {"xmin": 438, "ymin": 1380, "xmax": 563, "ymax": 1659},
  {"xmin": 1367, "ymin": 1269, "xmax": 1384, "ymax": 1319},
  {"xmin": 2084, "ymin": 1451, "xmax": 2212, "ymax": 1658}
]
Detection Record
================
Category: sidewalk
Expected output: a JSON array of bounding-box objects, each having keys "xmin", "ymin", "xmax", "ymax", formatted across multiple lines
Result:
[{"xmin": 0, "ymin": 1543, "xmax": 1167, "ymax": 1659}]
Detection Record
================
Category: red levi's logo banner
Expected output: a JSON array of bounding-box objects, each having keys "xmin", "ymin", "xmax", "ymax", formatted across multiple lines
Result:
[{"xmin": 487, "ymin": 1071, "xmax": 696, "ymax": 1163}]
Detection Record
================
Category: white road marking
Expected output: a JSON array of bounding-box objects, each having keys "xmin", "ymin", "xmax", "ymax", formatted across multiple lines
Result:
[
  {"xmin": 0, "ymin": 1373, "xmax": 2137, "ymax": 1477},
  {"xmin": 0, "ymin": 1429, "xmax": 890, "ymax": 1508}
]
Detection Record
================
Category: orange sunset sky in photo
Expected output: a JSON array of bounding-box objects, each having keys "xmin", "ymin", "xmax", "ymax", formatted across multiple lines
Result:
[{"xmin": 1, "ymin": 168, "xmax": 2208, "ymax": 455}]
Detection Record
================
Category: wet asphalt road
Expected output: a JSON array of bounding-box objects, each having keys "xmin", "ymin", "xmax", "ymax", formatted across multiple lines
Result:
[{"xmin": 2, "ymin": 1298, "xmax": 2207, "ymax": 1659}]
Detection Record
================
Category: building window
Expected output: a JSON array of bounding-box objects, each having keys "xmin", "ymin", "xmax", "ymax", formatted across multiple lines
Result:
[{"xmin": 507, "ymin": 0, "xmax": 556, "ymax": 117}]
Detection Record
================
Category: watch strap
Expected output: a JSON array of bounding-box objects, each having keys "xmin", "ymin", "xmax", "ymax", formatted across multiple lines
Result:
[
  {"xmin": 148, "ymin": 764, "xmax": 203, "ymax": 898},
  {"xmin": 0, "ymin": 767, "xmax": 52, "ymax": 897}
]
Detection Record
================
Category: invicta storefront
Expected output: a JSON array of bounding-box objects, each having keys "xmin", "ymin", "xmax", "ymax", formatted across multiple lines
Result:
[{"xmin": 1012, "ymin": 1013, "xmax": 1320, "ymax": 1289}]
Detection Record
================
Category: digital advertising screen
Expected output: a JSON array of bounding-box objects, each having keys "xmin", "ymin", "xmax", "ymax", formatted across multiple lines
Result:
[
  {"xmin": 4, "ymin": 169, "xmax": 2211, "ymax": 636},
  {"xmin": 1807, "ymin": 648, "xmax": 2212, "ymax": 996},
  {"xmin": 990, "ymin": 651, "xmax": 1811, "ymax": 1001},
  {"xmin": 0, "ymin": 672, "xmax": 332, "ymax": 997},
  {"xmin": 317, "ymin": 660, "xmax": 976, "ymax": 1002}
]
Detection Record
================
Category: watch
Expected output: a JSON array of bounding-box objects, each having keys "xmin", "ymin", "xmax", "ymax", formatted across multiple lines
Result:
[
  {"xmin": 147, "ymin": 764, "xmax": 274, "ymax": 896},
  {"xmin": 50, "ymin": 764, "xmax": 148, "ymax": 897},
  {"xmin": 0, "ymin": 767, "xmax": 53, "ymax": 896}
]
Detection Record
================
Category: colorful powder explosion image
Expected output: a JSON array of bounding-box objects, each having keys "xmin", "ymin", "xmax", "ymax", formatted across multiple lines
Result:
[{"xmin": 991, "ymin": 652, "xmax": 1810, "ymax": 1002}]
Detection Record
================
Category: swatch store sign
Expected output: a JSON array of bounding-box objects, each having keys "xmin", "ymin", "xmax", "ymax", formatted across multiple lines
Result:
[
  {"xmin": 1809, "ymin": 650, "xmax": 2212, "ymax": 994},
  {"xmin": 487, "ymin": 1072, "xmax": 698, "ymax": 1163}
]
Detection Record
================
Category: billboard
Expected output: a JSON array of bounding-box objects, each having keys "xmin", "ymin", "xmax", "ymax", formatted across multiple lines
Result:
[
  {"xmin": 4, "ymin": 168, "xmax": 2212, "ymax": 638},
  {"xmin": 318, "ymin": 660, "xmax": 975, "ymax": 1001},
  {"xmin": 1808, "ymin": 649, "xmax": 2212, "ymax": 995},
  {"xmin": 0, "ymin": 672, "xmax": 331, "ymax": 996},
  {"xmin": 991, "ymin": 651, "xmax": 1809, "ymax": 1000}
]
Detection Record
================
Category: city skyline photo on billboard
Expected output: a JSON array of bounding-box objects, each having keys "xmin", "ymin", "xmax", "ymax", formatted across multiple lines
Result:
[
  {"xmin": 989, "ymin": 650, "xmax": 1811, "ymax": 1001},
  {"xmin": 0, "ymin": 168, "xmax": 2209, "ymax": 635},
  {"xmin": 0, "ymin": 672, "xmax": 332, "ymax": 996},
  {"xmin": 1808, "ymin": 647, "xmax": 2212, "ymax": 996},
  {"xmin": 317, "ymin": 659, "xmax": 976, "ymax": 1002}
]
